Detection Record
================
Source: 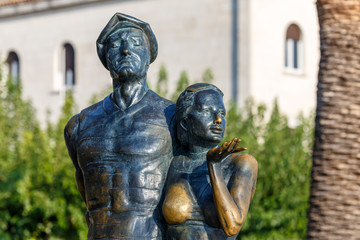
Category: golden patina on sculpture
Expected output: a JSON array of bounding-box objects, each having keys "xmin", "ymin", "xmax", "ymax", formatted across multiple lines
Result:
[
  {"xmin": 64, "ymin": 13, "xmax": 257, "ymax": 240},
  {"xmin": 162, "ymin": 83, "xmax": 257, "ymax": 239}
]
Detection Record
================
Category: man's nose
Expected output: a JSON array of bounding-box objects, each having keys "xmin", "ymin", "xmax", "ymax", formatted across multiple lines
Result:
[
  {"xmin": 214, "ymin": 113, "xmax": 222, "ymax": 124},
  {"xmin": 121, "ymin": 41, "xmax": 129, "ymax": 55}
]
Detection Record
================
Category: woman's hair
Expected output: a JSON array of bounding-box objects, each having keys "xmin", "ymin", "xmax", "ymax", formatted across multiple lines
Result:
[{"xmin": 176, "ymin": 83, "xmax": 223, "ymax": 146}]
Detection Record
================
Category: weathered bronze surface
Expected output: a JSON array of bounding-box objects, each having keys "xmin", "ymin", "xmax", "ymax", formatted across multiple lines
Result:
[
  {"xmin": 65, "ymin": 13, "xmax": 257, "ymax": 240},
  {"xmin": 162, "ymin": 83, "xmax": 258, "ymax": 239},
  {"xmin": 64, "ymin": 13, "xmax": 175, "ymax": 239}
]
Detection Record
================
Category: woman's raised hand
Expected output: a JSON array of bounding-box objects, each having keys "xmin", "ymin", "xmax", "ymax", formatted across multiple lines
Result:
[{"xmin": 207, "ymin": 138, "xmax": 247, "ymax": 164}]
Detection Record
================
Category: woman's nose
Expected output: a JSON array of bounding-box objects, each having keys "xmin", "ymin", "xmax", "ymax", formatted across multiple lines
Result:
[{"xmin": 214, "ymin": 114, "xmax": 222, "ymax": 124}]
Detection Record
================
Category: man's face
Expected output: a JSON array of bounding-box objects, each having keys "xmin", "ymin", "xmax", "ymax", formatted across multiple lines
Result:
[
  {"xmin": 186, "ymin": 89, "xmax": 226, "ymax": 146},
  {"xmin": 105, "ymin": 27, "xmax": 150, "ymax": 81}
]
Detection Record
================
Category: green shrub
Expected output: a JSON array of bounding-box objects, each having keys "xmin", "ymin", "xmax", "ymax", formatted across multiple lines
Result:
[
  {"xmin": 225, "ymin": 99, "xmax": 313, "ymax": 240},
  {"xmin": 0, "ymin": 66, "xmax": 313, "ymax": 239},
  {"xmin": 0, "ymin": 72, "xmax": 86, "ymax": 239}
]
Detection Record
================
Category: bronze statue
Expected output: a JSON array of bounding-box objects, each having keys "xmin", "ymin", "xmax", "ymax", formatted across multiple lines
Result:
[
  {"xmin": 162, "ymin": 83, "xmax": 258, "ymax": 239},
  {"xmin": 65, "ymin": 12, "xmax": 257, "ymax": 240},
  {"xmin": 64, "ymin": 13, "xmax": 175, "ymax": 239}
]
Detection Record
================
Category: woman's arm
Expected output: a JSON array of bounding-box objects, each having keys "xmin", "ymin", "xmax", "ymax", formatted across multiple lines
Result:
[
  {"xmin": 228, "ymin": 153, "xmax": 258, "ymax": 229},
  {"xmin": 207, "ymin": 138, "xmax": 252, "ymax": 236}
]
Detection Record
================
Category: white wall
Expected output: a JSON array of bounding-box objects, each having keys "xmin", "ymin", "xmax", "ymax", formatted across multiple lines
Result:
[
  {"xmin": 0, "ymin": 0, "xmax": 319, "ymax": 126},
  {"xmin": 248, "ymin": 0, "xmax": 319, "ymax": 125},
  {"xmin": 0, "ymin": 0, "xmax": 234, "ymax": 123}
]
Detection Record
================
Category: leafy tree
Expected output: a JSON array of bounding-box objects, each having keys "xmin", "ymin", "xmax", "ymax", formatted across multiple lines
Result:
[
  {"xmin": 0, "ymin": 74, "xmax": 41, "ymax": 240},
  {"xmin": 0, "ymin": 68, "xmax": 86, "ymax": 239},
  {"xmin": 171, "ymin": 71, "xmax": 189, "ymax": 102},
  {"xmin": 0, "ymin": 65, "xmax": 313, "ymax": 240},
  {"xmin": 156, "ymin": 64, "xmax": 168, "ymax": 98},
  {"xmin": 201, "ymin": 68, "xmax": 214, "ymax": 83},
  {"xmin": 224, "ymin": 99, "xmax": 314, "ymax": 240}
]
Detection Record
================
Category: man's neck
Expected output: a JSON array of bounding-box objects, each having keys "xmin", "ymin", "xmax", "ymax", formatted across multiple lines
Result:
[{"xmin": 112, "ymin": 78, "xmax": 148, "ymax": 110}]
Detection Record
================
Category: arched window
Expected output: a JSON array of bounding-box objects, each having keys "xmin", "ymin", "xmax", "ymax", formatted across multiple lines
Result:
[
  {"xmin": 285, "ymin": 24, "xmax": 302, "ymax": 71},
  {"xmin": 6, "ymin": 51, "xmax": 20, "ymax": 84},
  {"xmin": 62, "ymin": 43, "xmax": 75, "ymax": 88}
]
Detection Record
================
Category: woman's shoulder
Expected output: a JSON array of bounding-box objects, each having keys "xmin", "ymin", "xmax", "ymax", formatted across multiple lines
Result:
[
  {"xmin": 228, "ymin": 153, "xmax": 257, "ymax": 167},
  {"xmin": 221, "ymin": 153, "xmax": 258, "ymax": 179}
]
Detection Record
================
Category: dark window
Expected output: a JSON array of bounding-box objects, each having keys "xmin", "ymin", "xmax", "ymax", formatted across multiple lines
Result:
[
  {"xmin": 63, "ymin": 43, "xmax": 75, "ymax": 88},
  {"xmin": 6, "ymin": 51, "xmax": 20, "ymax": 83},
  {"xmin": 285, "ymin": 24, "xmax": 302, "ymax": 70},
  {"xmin": 293, "ymin": 40, "xmax": 298, "ymax": 69}
]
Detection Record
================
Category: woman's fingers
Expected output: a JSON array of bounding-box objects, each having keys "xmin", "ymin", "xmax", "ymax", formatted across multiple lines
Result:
[
  {"xmin": 217, "ymin": 138, "xmax": 246, "ymax": 158},
  {"xmin": 218, "ymin": 141, "xmax": 230, "ymax": 152},
  {"xmin": 233, "ymin": 147, "xmax": 247, "ymax": 153},
  {"xmin": 226, "ymin": 138, "xmax": 237, "ymax": 153},
  {"xmin": 231, "ymin": 138, "xmax": 242, "ymax": 152}
]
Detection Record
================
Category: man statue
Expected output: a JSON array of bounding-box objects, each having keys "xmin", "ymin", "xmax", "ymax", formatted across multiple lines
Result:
[{"xmin": 64, "ymin": 13, "xmax": 175, "ymax": 239}]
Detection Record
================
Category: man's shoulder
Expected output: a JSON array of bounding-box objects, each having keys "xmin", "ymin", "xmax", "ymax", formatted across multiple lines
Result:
[
  {"xmin": 80, "ymin": 98, "xmax": 107, "ymax": 117},
  {"xmin": 64, "ymin": 98, "xmax": 105, "ymax": 142},
  {"xmin": 147, "ymin": 90, "xmax": 174, "ymax": 108},
  {"xmin": 64, "ymin": 113, "xmax": 80, "ymax": 143},
  {"xmin": 74, "ymin": 95, "xmax": 110, "ymax": 133},
  {"xmin": 144, "ymin": 90, "xmax": 176, "ymax": 126}
]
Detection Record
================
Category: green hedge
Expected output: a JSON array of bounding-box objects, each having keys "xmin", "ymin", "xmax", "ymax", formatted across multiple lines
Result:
[
  {"xmin": 225, "ymin": 100, "xmax": 313, "ymax": 240},
  {"xmin": 0, "ymin": 74, "xmax": 87, "ymax": 240},
  {"xmin": 0, "ymin": 66, "xmax": 313, "ymax": 239}
]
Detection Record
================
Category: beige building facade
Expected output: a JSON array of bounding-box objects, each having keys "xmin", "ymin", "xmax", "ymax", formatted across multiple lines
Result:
[
  {"xmin": 241, "ymin": 0, "xmax": 319, "ymax": 126},
  {"xmin": 0, "ymin": 0, "xmax": 319, "ymax": 125}
]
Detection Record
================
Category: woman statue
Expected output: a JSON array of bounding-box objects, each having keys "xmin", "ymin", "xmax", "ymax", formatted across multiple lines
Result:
[{"xmin": 162, "ymin": 83, "xmax": 258, "ymax": 239}]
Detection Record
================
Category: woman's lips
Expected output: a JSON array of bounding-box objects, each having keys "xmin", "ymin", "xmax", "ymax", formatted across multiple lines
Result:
[{"xmin": 210, "ymin": 126, "xmax": 223, "ymax": 134}]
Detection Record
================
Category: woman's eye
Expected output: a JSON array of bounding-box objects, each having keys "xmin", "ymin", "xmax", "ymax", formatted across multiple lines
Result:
[{"xmin": 202, "ymin": 109, "xmax": 210, "ymax": 114}]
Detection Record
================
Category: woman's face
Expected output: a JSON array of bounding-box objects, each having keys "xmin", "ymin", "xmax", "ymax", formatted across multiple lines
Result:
[{"xmin": 186, "ymin": 89, "xmax": 226, "ymax": 147}]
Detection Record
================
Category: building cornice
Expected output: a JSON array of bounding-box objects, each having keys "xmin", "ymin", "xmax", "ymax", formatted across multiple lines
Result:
[{"xmin": 0, "ymin": 0, "xmax": 117, "ymax": 19}]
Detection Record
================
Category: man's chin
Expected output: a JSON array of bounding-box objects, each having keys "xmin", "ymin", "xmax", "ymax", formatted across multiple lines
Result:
[
  {"xmin": 119, "ymin": 68, "xmax": 135, "ymax": 78},
  {"xmin": 111, "ymin": 68, "xmax": 137, "ymax": 81}
]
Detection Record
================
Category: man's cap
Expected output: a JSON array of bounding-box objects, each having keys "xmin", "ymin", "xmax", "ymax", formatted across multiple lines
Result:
[{"xmin": 96, "ymin": 13, "xmax": 158, "ymax": 70}]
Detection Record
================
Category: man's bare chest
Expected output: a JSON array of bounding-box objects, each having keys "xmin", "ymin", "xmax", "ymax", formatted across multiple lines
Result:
[{"xmin": 77, "ymin": 116, "xmax": 172, "ymax": 168}]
